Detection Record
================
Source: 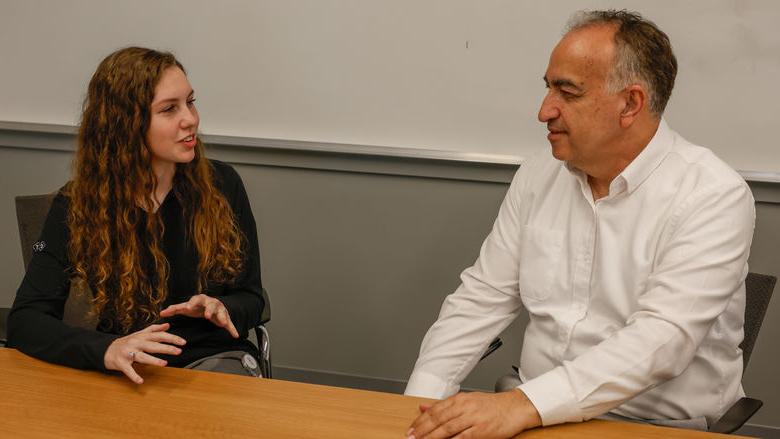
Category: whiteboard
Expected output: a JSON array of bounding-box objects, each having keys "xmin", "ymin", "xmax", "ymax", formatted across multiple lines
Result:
[{"xmin": 1, "ymin": 0, "xmax": 778, "ymax": 173}]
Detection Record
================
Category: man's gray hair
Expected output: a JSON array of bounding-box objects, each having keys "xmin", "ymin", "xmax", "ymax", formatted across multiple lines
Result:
[{"xmin": 566, "ymin": 10, "xmax": 677, "ymax": 116}]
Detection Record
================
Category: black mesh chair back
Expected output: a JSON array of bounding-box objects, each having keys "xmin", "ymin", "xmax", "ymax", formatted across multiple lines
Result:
[
  {"xmin": 1, "ymin": 194, "xmax": 62, "ymax": 345},
  {"xmin": 14, "ymin": 193, "xmax": 96, "ymax": 330},
  {"xmin": 707, "ymin": 273, "xmax": 777, "ymax": 433},
  {"xmin": 740, "ymin": 272, "xmax": 776, "ymax": 370},
  {"xmin": 16, "ymin": 193, "xmax": 57, "ymax": 269}
]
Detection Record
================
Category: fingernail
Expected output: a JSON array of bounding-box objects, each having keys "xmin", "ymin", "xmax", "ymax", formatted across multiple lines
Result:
[{"xmin": 406, "ymin": 428, "xmax": 414, "ymax": 437}]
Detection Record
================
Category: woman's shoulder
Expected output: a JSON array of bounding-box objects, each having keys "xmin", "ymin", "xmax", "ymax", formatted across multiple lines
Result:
[
  {"xmin": 207, "ymin": 159, "xmax": 241, "ymax": 183},
  {"xmin": 208, "ymin": 159, "xmax": 235, "ymax": 175},
  {"xmin": 34, "ymin": 184, "xmax": 71, "ymax": 216},
  {"xmin": 206, "ymin": 159, "xmax": 245, "ymax": 195}
]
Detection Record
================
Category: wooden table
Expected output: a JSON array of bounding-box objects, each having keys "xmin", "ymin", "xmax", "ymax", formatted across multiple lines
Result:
[{"xmin": 0, "ymin": 349, "xmax": 740, "ymax": 438}]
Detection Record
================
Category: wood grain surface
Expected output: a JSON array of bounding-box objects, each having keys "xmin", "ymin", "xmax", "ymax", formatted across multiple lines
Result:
[{"xmin": 0, "ymin": 349, "xmax": 740, "ymax": 438}]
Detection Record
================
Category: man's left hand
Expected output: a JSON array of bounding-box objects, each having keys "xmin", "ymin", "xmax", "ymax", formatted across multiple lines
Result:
[
  {"xmin": 406, "ymin": 389, "xmax": 541, "ymax": 439},
  {"xmin": 160, "ymin": 294, "xmax": 239, "ymax": 338}
]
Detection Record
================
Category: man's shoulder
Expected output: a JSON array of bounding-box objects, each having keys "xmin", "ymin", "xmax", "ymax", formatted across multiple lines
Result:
[{"xmin": 665, "ymin": 133, "xmax": 746, "ymax": 191}]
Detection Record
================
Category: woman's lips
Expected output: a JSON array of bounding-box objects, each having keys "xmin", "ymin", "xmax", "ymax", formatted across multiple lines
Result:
[{"xmin": 180, "ymin": 134, "xmax": 197, "ymax": 148}]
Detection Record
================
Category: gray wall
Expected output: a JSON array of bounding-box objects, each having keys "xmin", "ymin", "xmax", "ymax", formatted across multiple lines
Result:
[{"xmin": 1, "ymin": 125, "xmax": 778, "ymax": 434}]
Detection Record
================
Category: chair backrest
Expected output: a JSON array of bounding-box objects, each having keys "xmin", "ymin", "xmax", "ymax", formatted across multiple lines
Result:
[
  {"xmin": 15, "ymin": 193, "xmax": 96, "ymax": 329},
  {"xmin": 259, "ymin": 288, "xmax": 271, "ymax": 325},
  {"xmin": 15, "ymin": 193, "xmax": 57, "ymax": 269},
  {"xmin": 740, "ymin": 272, "xmax": 776, "ymax": 371}
]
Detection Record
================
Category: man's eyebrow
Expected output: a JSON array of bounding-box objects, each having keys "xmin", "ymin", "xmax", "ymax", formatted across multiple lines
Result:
[{"xmin": 543, "ymin": 76, "xmax": 583, "ymax": 92}]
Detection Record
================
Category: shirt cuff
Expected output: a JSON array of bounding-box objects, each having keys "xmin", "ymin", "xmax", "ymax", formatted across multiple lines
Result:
[
  {"xmin": 87, "ymin": 332, "xmax": 120, "ymax": 372},
  {"xmin": 218, "ymin": 291, "xmax": 263, "ymax": 336},
  {"xmin": 518, "ymin": 366, "xmax": 582, "ymax": 426},
  {"xmin": 404, "ymin": 370, "xmax": 460, "ymax": 399}
]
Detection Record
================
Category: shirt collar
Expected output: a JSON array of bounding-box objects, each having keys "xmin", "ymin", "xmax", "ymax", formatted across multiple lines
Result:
[
  {"xmin": 617, "ymin": 118, "xmax": 675, "ymax": 195},
  {"xmin": 563, "ymin": 119, "xmax": 675, "ymax": 199}
]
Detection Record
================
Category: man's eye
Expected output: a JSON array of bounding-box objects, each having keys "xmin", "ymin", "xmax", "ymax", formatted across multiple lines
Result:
[{"xmin": 561, "ymin": 90, "xmax": 578, "ymax": 100}]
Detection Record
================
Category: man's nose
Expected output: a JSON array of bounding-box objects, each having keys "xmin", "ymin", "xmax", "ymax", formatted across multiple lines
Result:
[{"xmin": 538, "ymin": 93, "xmax": 559, "ymax": 123}]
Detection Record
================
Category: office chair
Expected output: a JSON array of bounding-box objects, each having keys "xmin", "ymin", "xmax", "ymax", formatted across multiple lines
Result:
[
  {"xmin": 708, "ymin": 272, "xmax": 775, "ymax": 433},
  {"xmin": 3, "ymin": 193, "xmax": 272, "ymax": 378},
  {"xmin": 0, "ymin": 308, "xmax": 8, "ymax": 348},
  {"xmin": 0, "ymin": 193, "xmax": 57, "ymax": 347},
  {"xmin": 489, "ymin": 272, "xmax": 776, "ymax": 434}
]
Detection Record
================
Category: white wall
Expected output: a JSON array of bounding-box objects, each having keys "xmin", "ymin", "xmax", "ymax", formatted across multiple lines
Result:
[{"xmin": 1, "ymin": 0, "xmax": 779, "ymax": 173}]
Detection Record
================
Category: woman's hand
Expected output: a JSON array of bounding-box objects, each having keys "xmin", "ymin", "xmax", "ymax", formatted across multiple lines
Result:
[
  {"xmin": 159, "ymin": 294, "xmax": 239, "ymax": 339},
  {"xmin": 103, "ymin": 322, "xmax": 186, "ymax": 384}
]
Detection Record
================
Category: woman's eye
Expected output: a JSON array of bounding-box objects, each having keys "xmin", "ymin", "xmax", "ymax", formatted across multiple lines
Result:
[
  {"xmin": 186, "ymin": 98, "xmax": 196, "ymax": 106},
  {"xmin": 161, "ymin": 105, "xmax": 176, "ymax": 113}
]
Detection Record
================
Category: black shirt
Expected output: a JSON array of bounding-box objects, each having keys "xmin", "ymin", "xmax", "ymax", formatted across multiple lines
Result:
[{"xmin": 7, "ymin": 160, "xmax": 264, "ymax": 370}]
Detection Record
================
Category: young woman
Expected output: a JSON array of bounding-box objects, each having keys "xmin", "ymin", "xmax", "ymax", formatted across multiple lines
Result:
[{"xmin": 7, "ymin": 47, "xmax": 265, "ymax": 384}]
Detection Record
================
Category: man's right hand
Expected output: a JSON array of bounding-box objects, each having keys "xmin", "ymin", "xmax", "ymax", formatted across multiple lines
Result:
[
  {"xmin": 406, "ymin": 389, "xmax": 541, "ymax": 439},
  {"xmin": 103, "ymin": 323, "xmax": 186, "ymax": 384}
]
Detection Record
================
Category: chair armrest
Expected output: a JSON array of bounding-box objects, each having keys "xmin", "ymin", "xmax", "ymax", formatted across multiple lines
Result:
[
  {"xmin": 0, "ymin": 307, "xmax": 10, "ymax": 347},
  {"xmin": 708, "ymin": 397, "xmax": 763, "ymax": 434},
  {"xmin": 480, "ymin": 337, "xmax": 503, "ymax": 361},
  {"xmin": 254, "ymin": 325, "xmax": 271, "ymax": 378}
]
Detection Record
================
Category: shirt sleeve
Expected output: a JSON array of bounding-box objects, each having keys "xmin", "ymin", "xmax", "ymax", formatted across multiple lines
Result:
[
  {"xmin": 7, "ymin": 191, "xmax": 118, "ymax": 371},
  {"xmin": 405, "ymin": 167, "xmax": 529, "ymax": 398},
  {"xmin": 213, "ymin": 163, "xmax": 265, "ymax": 337},
  {"xmin": 518, "ymin": 181, "xmax": 755, "ymax": 425}
]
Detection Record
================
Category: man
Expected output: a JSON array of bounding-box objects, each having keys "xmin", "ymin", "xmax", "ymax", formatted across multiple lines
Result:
[{"xmin": 404, "ymin": 10, "xmax": 755, "ymax": 439}]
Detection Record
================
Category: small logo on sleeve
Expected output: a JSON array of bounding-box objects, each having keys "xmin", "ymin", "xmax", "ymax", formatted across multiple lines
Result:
[{"xmin": 32, "ymin": 241, "xmax": 46, "ymax": 252}]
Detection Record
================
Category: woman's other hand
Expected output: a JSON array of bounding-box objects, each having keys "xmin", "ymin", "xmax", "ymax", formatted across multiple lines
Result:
[
  {"xmin": 159, "ymin": 294, "xmax": 239, "ymax": 339},
  {"xmin": 103, "ymin": 323, "xmax": 186, "ymax": 384}
]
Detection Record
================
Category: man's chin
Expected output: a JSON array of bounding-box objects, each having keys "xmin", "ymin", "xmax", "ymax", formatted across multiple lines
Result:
[{"xmin": 550, "ymin": 144, "xmax": 569, "ymax": 161}]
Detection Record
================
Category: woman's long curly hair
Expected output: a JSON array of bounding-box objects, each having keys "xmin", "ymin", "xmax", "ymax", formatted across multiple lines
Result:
[{"xmin": 66, "ymin": 47, "xmax": 244, "ymax": 333}]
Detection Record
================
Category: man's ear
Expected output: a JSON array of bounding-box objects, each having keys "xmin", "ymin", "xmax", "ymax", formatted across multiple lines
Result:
[{"xmin": 619, "ymin": 85, "xmax": 646, "ymax": 128}]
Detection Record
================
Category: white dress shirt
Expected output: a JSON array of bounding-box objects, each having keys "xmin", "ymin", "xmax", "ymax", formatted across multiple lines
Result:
[{"xmin": 405, "ymin": 120, "xmax": 755, "ymax": 427}]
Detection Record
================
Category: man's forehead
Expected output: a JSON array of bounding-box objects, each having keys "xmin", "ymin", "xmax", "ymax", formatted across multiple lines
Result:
[
  {"xmin": 546, "ymin": 25, "xmax": 616, "ymax": 84},
  {"xmin": 561, "ymin": 24, "xmax": 616, "ymax": 49}
]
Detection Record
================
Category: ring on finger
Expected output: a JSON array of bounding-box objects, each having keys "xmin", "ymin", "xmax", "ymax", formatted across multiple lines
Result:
[{"xmin": 129, "ymin": 351, "xmax": 138, "ymax": 362}]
